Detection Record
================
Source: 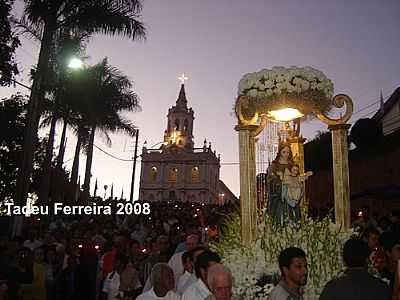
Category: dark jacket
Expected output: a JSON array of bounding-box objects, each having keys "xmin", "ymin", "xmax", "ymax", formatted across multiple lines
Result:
[{"xmin": 319, "ymin": 268, "xmax": 391, "ymax": 300}]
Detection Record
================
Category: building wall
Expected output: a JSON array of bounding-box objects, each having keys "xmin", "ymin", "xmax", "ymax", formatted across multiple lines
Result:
[
  {"xmin": 139, "ymin": 148, "xmax": 221, "ymax": 204},
  {"xmin": 307, "ymin": 146, "xmax": 400, "ymax": 216},
  {"xmin": 382, "ymin": 102, "xmax": 400, "ymax": 135}
]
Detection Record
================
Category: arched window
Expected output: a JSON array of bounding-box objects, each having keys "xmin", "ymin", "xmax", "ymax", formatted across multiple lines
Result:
[
  {"xmin": 191, "ymin": 166, "xmax": 200, "ymax": 183},
  {"xmin": 168, "ymin": 167, "xmax": 178, "ymax": 182},
  {"xmin": 183, "ymin": 119, "xmax": 189, "ymax": 132},
  {"xmin": 149, "ymin": 166, "xmax": 158, "ymax": 182},
  {"xmin": 174, "ymin": 119, "xmax": 180, "ymax": 130}
]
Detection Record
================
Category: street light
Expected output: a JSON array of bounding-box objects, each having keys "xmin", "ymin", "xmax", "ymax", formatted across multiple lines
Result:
[{"xmin": 68, "ymin": 57, "xmax": 84, "ymax": 69}]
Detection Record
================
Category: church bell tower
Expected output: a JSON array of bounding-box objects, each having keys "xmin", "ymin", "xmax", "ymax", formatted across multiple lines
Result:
[{"xmin": 163, "ymin": 74, "xmax": 194, "ymax": 150}]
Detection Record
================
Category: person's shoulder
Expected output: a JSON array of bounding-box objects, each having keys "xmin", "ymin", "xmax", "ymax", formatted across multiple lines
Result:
[
  {"xmin": 166, "ymin": 290, "xmax": 180, "ymax": 300},
  {"xmin": 366, "ymin": 273, "xmax": 391, "ymax": 290},
  {"xmin": 267, "ymin": 284, "xmax": 289, "ymax": 300}
]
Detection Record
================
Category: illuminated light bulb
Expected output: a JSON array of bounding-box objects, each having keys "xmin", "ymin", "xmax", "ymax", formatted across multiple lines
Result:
[
  {"xmin": 78, "ymin": 244, "xmax": 83, "ymax": 248},
  {"xmin": 68, "ymin": 57, "xmax": 83, "ymax": 69},
  {"xmin": 267, "ymin": 108, "xmax": 304, "ymax": 122}
]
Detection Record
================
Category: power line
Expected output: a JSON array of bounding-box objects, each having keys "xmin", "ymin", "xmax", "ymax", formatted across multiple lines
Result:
[
  {"xmin": 12, "ymin": 79, "xmax": 31, "ymax": 90},
  {"xmin": 93, "ymin": 144, "xmax": 135, "ymax": 162},
  {"xmin": 352, "ymin": 94, "xmax": 390, "ymax": 116}
]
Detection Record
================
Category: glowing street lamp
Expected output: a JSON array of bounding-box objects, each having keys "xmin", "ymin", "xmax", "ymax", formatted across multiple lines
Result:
[
  {"xmin": 68, "ymin": 57, "xmax": 84, "ymax": 69},
  {"xmin": 266, "ymin": 108, "xmax": 304, "ymax": 122}
]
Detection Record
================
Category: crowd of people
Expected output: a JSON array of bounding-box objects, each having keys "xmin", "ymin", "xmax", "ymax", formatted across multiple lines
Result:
[
  {"xmin": 0, "ymin": 200, "xmax": 234, "ymax": 300},
  {"xmin": 268, "ymin": 208, "xmax": 400, "ymax": 300},
  {"xmin": 0, "ymin": 200, "xmax": 399, "ymax": 300}
]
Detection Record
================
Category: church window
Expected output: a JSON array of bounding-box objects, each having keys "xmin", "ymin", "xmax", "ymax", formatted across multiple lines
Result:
[
  {"xmin": 192, "ymin": 166, "xmax": 200, "ymax": 183},
  {"xmin": 168, "ymin": 167, "xmax": 178, "ymax": 182},
  {"xmin": 174, "ymin": 119, "xmax": 180, "ymax": 130},
  {"xmin": 149, "ymin": 166, "xmax": 158, "ymax": 182},
  {"xmin": 183, "ymin": 119, "xmax": 189, "ymax": 132}
]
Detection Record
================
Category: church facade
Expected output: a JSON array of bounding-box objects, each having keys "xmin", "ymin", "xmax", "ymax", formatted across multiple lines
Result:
[{"xmin": 139, "ymin": 83, "xmax": 237, "ymax": 204}]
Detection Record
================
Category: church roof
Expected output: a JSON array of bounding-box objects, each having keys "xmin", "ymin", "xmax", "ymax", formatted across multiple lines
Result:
[
  {"xmin": 176, "ymin": 84, "xmax": 188, "ymax": 109},
  {"xmin": 372, "ymin": 87, "xmax": 400, "ymax": 122}
]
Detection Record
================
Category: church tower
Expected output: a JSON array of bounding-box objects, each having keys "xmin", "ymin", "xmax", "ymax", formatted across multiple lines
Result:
[
  {"xmin": 139, "ymin": 75, "xmax": 238, "ymax": 204},
  {"xmin": 163, "ymin": 83, "xmax": 195, "ymax": 150}
]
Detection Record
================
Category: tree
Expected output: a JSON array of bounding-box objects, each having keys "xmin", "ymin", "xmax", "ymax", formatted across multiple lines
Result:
[
  {"xmin": 0, "ymin": 95, "xmax": 45, "ymax": 208},
  {"xmin": 304, "ymin": 131, "xmax": 332, "ymax": 171},
  {"xmin": 15, "ymin": 0, "xmax": 146, "ymax": 213},
  {"xmin": 350, "ymin": 118, "xmax": 382, "ymax": 149},
  {"xmin": 0, "ymin": 0, "xmax": 20, "ymax": 86},
  {"xmin": 38, "ymin": 32, "xmax": 87, "ymax": 205},
  {"xmin": 72, "ymin": 58, "xmax": 139, "ymax": 203}
]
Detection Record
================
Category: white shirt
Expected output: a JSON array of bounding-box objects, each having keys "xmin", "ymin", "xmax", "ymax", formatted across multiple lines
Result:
[
  {"xmin": 168, "ymin": 252, "xmax": 184, "ymax": 287},
  {"xmin": 177, "ymin": 271, "xmax": 196, "ymax": 295},
  {"xmin": 102, "ymin": 271, "xmax": 122, "ymax": 300},
  {"xmin": 181, "ymin": 279, "xmax": 212, "ymax": 300},
  {"xmin": 136, "ymin": 288, "xmax": 180, "ymax": 300},
  {"xmin": 23, "ymin": 239, "xmax": 43, "ymax": 250}
]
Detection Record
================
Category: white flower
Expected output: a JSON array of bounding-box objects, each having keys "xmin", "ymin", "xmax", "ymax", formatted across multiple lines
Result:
[
  {"xmin": 264, "ymin": 80, "xmax": 274, "ymax": 89},
  {"xmin": 248, "ymin": 89, "xmax": 258, "ymax": 97}
]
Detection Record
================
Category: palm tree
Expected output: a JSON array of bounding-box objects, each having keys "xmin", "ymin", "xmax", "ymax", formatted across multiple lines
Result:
[
  {"xmin": 38, "ymin": 32, "xmax": 87, "ymax": 206},
  {"xmin": 14, "ymin": 0, "xmax": 146, "ymax": 211},
  {"xmin": 74, "ymin": 58, "xmax": 139, "ymax": 203}
]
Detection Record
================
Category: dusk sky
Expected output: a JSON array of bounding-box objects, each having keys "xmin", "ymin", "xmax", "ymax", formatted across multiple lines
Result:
[{"xmin": 2, "ymin": 0, "xmax": 400, "ymax": 199}]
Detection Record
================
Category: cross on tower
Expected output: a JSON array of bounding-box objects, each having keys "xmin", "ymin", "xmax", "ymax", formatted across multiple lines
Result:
[{"xmin": 178, "ymin": 73, "xmax": 188, "ymax": 84}]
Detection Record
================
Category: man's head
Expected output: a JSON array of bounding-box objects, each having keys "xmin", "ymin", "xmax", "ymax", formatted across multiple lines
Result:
[
  {"xmin": 113, "ymin": 235, "xmax": 127, "ymax": 254},
  {"xmin": 114, "ymin": 254, "xmax": 128, "ymax": 274},
  {"xmin": 380, "ymin": 231, "xmax": 400, "ymax": 263},
  {"xmin": 150, "ymin": 263, "xmax": 174, "ymax": 296},
  {"xmin": 129, "ymin": 239, "xmax": 140, "ymax": 256},
  {"xmin": 207, "ymin": 264, "xmax": 233, "ymax": 300},
  {"xmin": 362, "ymin": 226, "xmax": 380, "ymax": 250},
  {"xmin": 343, "ymin": 238, "xmax": 370, "ymax": 268},
  {"xmin": 156, "ymin": 235, "xmax": 169, "ymax": 254},
  {"xmin": 195, "ymin": 250, "xmax": 221, "ymax": 281},
  {"xmin": 391, "ymin": 210, "xmax": 400, "ymax": 224},
  {"xmin": 186, "ymin": 234, "xmax": 200, "ymax": 251},
  {"xmin": 278, "ymin": 247, "xmax": 308, "ymax": 287}
]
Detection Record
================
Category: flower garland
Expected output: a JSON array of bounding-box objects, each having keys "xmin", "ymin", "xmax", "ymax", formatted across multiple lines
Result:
[
  {"xmin": 237, "ymin": 66, "xmax": 335, "ymax": 117},
  {"xmin": 211, "ymin": 213, "xmax": 354, "ymax": 300}
]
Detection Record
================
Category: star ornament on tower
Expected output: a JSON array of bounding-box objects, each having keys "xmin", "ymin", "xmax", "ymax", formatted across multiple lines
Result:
[{"xmin": 178, "ymin": 73, "xmax": 188, "ymax": 84}]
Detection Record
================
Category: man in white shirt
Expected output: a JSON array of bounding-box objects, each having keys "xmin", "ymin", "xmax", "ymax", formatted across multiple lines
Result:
[
  {"xmin": 168, "ymin": 234, "xmax": 199, "ymax": 285},
  {"xmin": 207, "ymin": 264, "xmax": 233, "ymax": 300},
  {"xmin": 177, "ymin": 251, "xmax": 194, "ymax": 295},
  {"xmin": 181, "ymin": 250, "xmax": 221, "ymax": 300},
  {"xmin": 102, "ymin": 254, "xmax": 128, "ymax": 300},
  {"xmin": 136, "ymin": 263, "xmax": 180, "ymax": 300}
]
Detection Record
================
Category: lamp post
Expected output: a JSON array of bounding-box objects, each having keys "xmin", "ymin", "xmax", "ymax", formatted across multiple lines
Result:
[{"xmin": 130, "ymin": 129, "xmax": 139, "ymax": 202}]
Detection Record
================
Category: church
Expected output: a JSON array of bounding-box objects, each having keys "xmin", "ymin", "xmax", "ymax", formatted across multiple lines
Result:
[{"xmin": 138, "ymin": 80, "xmax": 238, "ymax": 204}]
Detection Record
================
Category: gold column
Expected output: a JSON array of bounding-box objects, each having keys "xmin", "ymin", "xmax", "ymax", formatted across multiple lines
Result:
[
  {"xmin": 329, "ymin": 124, "xmax": 351, "ymax": 229},
  {"xmin": 235, "ymin": 125, "xmax": 258, "ymax": 245},
  {"xmin": 289, "ymin": 136, "xmax": 306, "ymax": 173},
  {"xmin": 289, "ymin": 136, "xmax": 308, "ymax": 218}
]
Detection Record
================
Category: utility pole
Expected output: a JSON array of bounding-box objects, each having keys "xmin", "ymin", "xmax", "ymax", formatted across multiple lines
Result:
[{"xmin": 130, "ymin": 129, "xmax": 139, "ymax": 202}]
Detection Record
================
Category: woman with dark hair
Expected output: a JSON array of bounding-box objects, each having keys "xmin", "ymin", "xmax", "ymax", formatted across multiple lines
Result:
[{"xmin": 267, "ymin": 143, "xmax": 294, "ymax": 225}]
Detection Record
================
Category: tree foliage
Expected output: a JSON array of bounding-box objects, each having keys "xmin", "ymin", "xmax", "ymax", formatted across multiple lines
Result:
[
  {"xmin": 0, "ymin": 95, "xmax": 44, "ymax": 202},
  {"xmin": 0, "ymin": 0, "xmax": 20, "ymax": 86},
  {"xmin": 304, "ymin": 131, "xmax": 332, "ymax": 171},
  {"xmin": 350, "ymin": 118, "xmax": 382, "ymax": 149}
]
